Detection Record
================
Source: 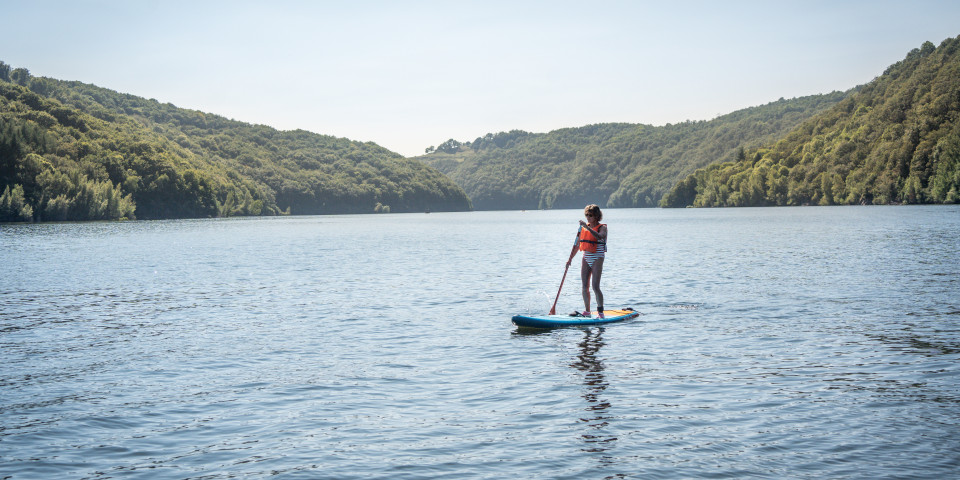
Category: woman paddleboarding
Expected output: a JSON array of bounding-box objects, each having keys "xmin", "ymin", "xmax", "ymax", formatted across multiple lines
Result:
[{"xmin": 566, "ymin": 204, "xmax": 607, "ymax": 318}]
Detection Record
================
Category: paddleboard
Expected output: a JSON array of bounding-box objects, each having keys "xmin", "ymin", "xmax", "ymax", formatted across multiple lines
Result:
[{"xmin": 512, "ymin": 308, "xmax": 639, "ymax": 329}]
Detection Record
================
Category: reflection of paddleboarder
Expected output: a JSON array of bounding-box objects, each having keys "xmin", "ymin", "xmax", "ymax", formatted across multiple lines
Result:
[
  {"xmin": 566, "ymin": 205, "xmax": 607, "ymax": 318},
  {"xmin": 570, "ymin": 327, "xmax": 616, "ymax": 454}
]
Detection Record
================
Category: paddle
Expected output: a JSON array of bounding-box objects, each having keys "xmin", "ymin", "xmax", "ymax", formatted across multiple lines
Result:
[{"xmin": 548, "ymin": 227, "xmax": 581, "ymax": 315}]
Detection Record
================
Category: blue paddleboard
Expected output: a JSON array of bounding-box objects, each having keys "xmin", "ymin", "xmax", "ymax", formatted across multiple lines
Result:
[{"xmin": 512, "ymin": 309, "xmax": 640, "ymax": 329}]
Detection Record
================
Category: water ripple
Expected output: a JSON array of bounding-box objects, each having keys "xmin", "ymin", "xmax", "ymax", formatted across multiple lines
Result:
[{"xmin": 2, "ymin": 208, "xmax": 960, "ymax": 478}]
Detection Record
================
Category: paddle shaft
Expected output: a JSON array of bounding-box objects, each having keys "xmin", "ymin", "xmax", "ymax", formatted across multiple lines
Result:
[
  {"xmin": 548, "ymin": 227, "xmax": 581, "ymax": 315},
  {"xmin": 548, "ymin": 263, "xmax": 570, "ymax": 315}
]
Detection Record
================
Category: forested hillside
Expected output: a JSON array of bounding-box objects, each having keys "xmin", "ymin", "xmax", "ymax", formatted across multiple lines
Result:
[
  {"xmin": 417, "ymin": 93, "xmax": 849, "ymax": 210},
  {"xmin": 0, "ymin": 64, "xmax": 471, "ymax": 222},
  {"xmin": 662, "ymin": 36, "xmax": 960, "ymax": 207}
]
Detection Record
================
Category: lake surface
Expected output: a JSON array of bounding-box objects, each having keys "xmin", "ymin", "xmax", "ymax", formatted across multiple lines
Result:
[{"xmin": 2, "ymin": 206, "xmax": 959, "ymax": 479}]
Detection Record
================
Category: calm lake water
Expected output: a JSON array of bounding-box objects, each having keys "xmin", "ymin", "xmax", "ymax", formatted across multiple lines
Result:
[{"xmin": 2, "ymin": 206, "xmax": 959, "ymax": 479}]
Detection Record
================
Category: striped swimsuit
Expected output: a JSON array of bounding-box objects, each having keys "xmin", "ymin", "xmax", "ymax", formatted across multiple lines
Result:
[{"xmin": 583, "ymin": 242, "xmax": 605, "ymax": 268}]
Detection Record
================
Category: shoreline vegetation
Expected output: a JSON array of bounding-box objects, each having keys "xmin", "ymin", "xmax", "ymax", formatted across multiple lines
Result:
[
  {"xmin": 0, "ymin": 65, "xmax": 472, "ymax": 223},
  {"xmin": 420, "ymin": 36, "xmax": 960, "ymax": 211},
  {"xmin": 416, "ymin": 94, "xmax": 849, "ymax": 210},
  {"xmin": 3, "ymin": 36, "xmax": 959, "ymax": 223},
  {"xmin": 660, "ymin": 36, "xmax": 960, "ymax": 208}
]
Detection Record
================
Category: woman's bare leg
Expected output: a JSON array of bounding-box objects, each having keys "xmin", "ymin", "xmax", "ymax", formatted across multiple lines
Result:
[
  {"xmin": 592, "ymin": 257, "xmax": 604, "ymax": 312},
  {"xmin": 581, "ymin": 258, "xmax": 592, "ymax": 314}
]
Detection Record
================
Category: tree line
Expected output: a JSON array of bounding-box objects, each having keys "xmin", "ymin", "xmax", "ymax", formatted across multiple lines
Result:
[
  {"xmin": 661, "ymin": 37, "xmax": 960, "ymax": 207},
  {"xmin": 0, "ymin": 64, "xmax": 471, "ymax": 222},
  {"xmin": 417, "ymin": 94, "xmax": 848, "ymax": 210}
]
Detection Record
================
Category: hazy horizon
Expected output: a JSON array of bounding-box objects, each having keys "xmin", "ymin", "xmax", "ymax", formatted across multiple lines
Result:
[{"xmin": 4, "ymin": 0, "xmax": 960, "ymax": 156}]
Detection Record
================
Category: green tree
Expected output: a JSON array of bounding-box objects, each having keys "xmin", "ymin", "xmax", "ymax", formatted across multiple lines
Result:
[
  {"xmin": 10, "ymin": 68, "xmax": 30, "ymax": 86},
  {"xmin": 0, "ymin": 184, "xmax": 33, "ymax": 221},
  {"xmin": 929, "ymin": 133, "xmax": 960, "ymax": 202},
  {"xmin": 436, "ymin": 139, "xmax": 462, "ymax": 154}
]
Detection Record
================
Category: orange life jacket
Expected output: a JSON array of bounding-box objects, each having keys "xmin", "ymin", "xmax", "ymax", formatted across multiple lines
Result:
[{"xmin": 579, "ymin": 224, "xmax": 606, "ymax": 253}]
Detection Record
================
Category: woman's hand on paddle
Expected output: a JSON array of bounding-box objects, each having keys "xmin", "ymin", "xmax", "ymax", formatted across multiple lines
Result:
[{"xmin": 579, "ymin": 220, "xmax": 588, "ymax": 227}]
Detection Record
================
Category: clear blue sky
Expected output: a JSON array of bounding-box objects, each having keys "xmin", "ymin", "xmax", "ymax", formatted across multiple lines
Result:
[{"xmin": 3, "ymin": 0, "xmax": 959, "ymax": 156}]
